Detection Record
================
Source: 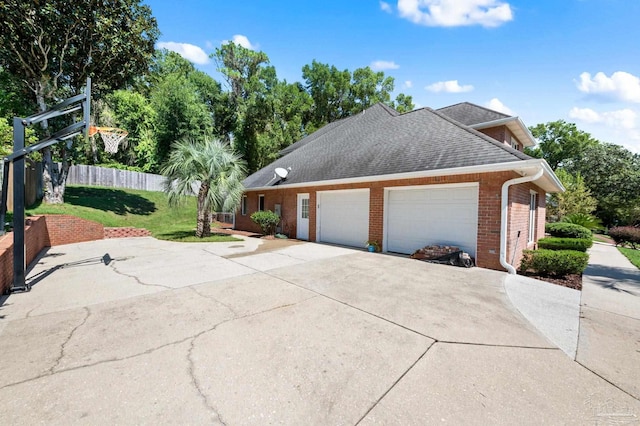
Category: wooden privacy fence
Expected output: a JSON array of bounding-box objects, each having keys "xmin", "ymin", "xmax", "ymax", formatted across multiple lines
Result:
[
  {"xmin": 66, "ymin": 165, "xmax": 165, "ymax": 192},
  {"xmin": 1, "ymin": 159, "xmax": 42, "ymax": 210}
]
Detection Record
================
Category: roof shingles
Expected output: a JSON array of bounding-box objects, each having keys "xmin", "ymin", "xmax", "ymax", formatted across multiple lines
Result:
[{"xmin": 244, "ymin": 103, "xmax": 531, "ymax": 189}]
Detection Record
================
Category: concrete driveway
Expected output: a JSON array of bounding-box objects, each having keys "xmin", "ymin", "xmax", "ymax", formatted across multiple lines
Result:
[{"xmin": 0, "ymin": 237, "xmax": 638, "ymax": 425}]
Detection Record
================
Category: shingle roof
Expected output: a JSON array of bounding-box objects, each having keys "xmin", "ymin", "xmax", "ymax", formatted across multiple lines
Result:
[
  {"xmin": 244, "ymin": 102, "xmax": 532, "ymax": 189},
  {"xmin": 436, "ymin": 102, "xmax": 510, "ymax": 126}
]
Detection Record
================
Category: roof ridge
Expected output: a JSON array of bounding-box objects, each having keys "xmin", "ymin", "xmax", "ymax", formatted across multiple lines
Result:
[{"xmin": 428, "ymin": 108, "xmax": 531, "ymax": 161}]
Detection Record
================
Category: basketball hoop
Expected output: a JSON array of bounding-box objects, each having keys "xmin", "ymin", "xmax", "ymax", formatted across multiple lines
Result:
[{"xmin": 88, "ymin": 125, "xmax": 128, "ymax": 154}]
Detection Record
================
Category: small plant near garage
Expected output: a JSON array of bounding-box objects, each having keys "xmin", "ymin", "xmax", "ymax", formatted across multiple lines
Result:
[
  {"xmin": 365, "ymin": 240, "xmax": 380, "ymax": 252},
  {"xmin": 250, "ymin": 210, "xmax": 280, "ymax": 236}
]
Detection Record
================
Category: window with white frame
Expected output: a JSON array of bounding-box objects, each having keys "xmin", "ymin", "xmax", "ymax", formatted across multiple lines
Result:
[
  {"xmin": 529, "ymin": 192, "xmax": 537, "ymax": 243},
  {"xmin": 301, "ymin": 197, "xmax": 309, "ymax": 219},
  {"xmin": 258, "ymin": 194, "xmax": 265, "ymax": 211},
  {"xmin": 241, "ymin": 195, "xmax": 247, "ymax": 215}
]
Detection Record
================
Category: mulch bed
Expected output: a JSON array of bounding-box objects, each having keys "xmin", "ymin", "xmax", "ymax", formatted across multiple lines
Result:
[{"xmin": 521, "ymin": 272, "xmax": 582, "ymax": 290}]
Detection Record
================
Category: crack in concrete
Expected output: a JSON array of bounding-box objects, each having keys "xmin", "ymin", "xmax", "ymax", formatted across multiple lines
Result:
[
  {"xmin": 24, "ymin": 304, "xmax": 40, "ymax": 318},
  {"xmin": 188, "ymin": 286, "xmax": 240, "ymax": 318},
  {"xmin": 109, "ymin": 262, "xmax": 172, "ymax": 290},
  {"xmin": 576, "ymin": 361, "xmax": 640, "ymax": 402},
  {"xmin": 437, "ymin": 340, "xmax": 559, "ymax": 350},
  {"xmin": 0, "ymin": 296, "xmax": 318, "ymax": 391},
  {"xmin": 48, "ymin": 307, "xmax": 91, "ymax": 374},
  {"xmin": 187, "ymin": 334, "xmax": 228, "ymax": 426},
  {"xmin": 355, "ymin": 341, "xmax": 436, "ymax": 425}
]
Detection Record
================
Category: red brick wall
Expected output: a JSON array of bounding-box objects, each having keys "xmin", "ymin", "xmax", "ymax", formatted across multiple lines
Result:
[
  {"xmin": 507, "ymin": 183, "xmax": 546, "ymax": 269},
  {"xmin": 478, "ymin": 126, "xmax": 507, "ymax": 145},
  {"xmin": 44, "ymin": 215, "xmax": 104, "ymax": 246},
  {"xmin": 104, "ymin": 227, "xmax": 152, "ymax": 238},
  {"xmin": 0, "ymin": 215, "xmax": 105, "ymax": 293}
]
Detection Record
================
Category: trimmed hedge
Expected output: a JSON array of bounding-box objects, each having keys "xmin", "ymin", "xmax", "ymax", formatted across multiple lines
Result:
[
  {"xmin": 608, "ymin": 226, "xmax": 640, "ymax": 248},
  {"xmin": 537, "ymin": 237, "xmax": 593, "ymax": 252},
  {"xmin": 250, "ymin": 210, "xmax": 280, "ymax": 235},
  {"xmin": 520, "ymin": 249, "xmax": 589, "ymax": 276},
  {"xmin": 545, "ymin": 222, "xmax": 591, "ymax": 239}
]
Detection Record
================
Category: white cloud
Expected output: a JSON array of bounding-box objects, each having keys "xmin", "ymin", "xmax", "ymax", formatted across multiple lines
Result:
[
  {"xmin": 229, "ymin": 34, "xmax": 257, "ymax": 50},
  {"xmin": 370, "ymin": 60, "xmax": 400, "ymax": 71},
  {"xmin": 156, "ymin": 42, "xmax": 210, "ymax": 65},
  {"xmin": 397, "ymin": 0, "xmax": 513, "ymax": 27},
  {"xmin": 380, "ymin": 1, "xmax": 392, "ymax": 13},
  {"xmin": 485, "ymin": 98, "xmax": 513, "ymax": 115},
  {"xmin": 576, "ymin": 71, "xmax": 640, "ymax": 103},
  {"xmin": 404, "ymin": 80, "xmax": 413, "ymax": 89},
  {"xmin": 569, "ymin": 107, "xmax": 637, "ymax": 129},
  {"xmin": 569, "ymin": 106, "xmax": 640, "ymax": 152},
  {"xmin": 425, "ymin": 80, "xmax": 474, "ymax": 93}
]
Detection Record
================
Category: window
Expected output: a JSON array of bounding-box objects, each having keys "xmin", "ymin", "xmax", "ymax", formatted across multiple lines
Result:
[
  {"xmin": 511, "ymin": 140, "xmax": 521, "ymax": 151},
  {"xmin": 241, "ymin": 195, "xmax": 247, "ymax": 216},
  {"xmin": 258, "ymin": 194, "xmax": 265, "ymax": 211},
  {"xmin": 301, "ymin": 198, "xmax": 309, "ymax": 219},
  {"xmin": 529, "ymin": 192, "xmax": 537, "ymax": 243}
]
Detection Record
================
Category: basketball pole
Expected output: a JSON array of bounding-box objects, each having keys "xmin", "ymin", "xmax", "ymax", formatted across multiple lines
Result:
[{"xmin": 0, "ymin": 78, "xmax": 91, "ymax": 293}]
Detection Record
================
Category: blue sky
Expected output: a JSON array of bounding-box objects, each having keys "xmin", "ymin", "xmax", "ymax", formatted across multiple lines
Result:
[{"xmin": 147, "ymin": 0, "xmax": 640, "ymax": 152}]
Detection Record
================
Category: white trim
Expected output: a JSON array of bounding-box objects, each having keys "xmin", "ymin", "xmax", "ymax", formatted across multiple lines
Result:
[
  {"xmin": 528, "ymin": 191, "xmax": 537, "ymax": 244},
  {"xmin": 247, "ymin": 159, "xmax": 563, "ymax": 193},
  {"xmin": 296, "ymin": 193, "xmax": 310, "ymax": 240},
  {"xmin": 316, "ymin": 188, "xmax": 370, "ymax": 195},
  {"xmin": 471, "ymin": 116, "xmax": 536, "ymax": 147},
  {"xmin": 500, "ymin": 168, "xmax": 544, "ymax": 274},
  {"xmin": 383, "ymin": 182, "xmax": 479, "ymax": 192}
]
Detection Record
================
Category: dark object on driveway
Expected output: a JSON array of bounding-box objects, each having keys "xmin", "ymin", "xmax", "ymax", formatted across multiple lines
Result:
[
  {"xmin": 410, "ymin": 245, "xmax": 474, "ymax": 268},
  {"xmin": 427, "ymin": 251, "xmax": 474, "ymax": 268}
]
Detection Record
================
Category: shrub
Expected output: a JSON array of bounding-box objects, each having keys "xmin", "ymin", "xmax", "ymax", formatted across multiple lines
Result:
[
  {"xmin": 562, "ymin": 213, "xmax": 603, "ymax": 231},
  {"xmin": 545, "ymin": 222, "xmax": 591, "ymax": 239},
  {"xmin": 608, "ymin": 226, "xmax": 640, "ymax": 248},
  {"xmin": 520, "ymin": 249, "xmax": 589, "ymax": 276},
  {"xmin": 250, "ymin": 210, "xmax": 280, "ymax": 235},
  {"xmin": 537, "ymin": 237, "xmax": 593, "ymax": 252}
]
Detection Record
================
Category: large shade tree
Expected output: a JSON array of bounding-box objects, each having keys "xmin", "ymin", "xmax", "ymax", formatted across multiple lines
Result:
[
  {"xmin": 0, "ymin": 0, "xmax": 158, "ymax": 203},
  {"xmin": 162, "ymin": 139, "xmax": 247, "ymax": 238}
]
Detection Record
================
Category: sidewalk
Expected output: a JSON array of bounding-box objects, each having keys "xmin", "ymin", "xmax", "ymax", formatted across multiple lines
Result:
[{"xmin": 577, "ymin": 243, "xmax": 640, "ymax": 400}]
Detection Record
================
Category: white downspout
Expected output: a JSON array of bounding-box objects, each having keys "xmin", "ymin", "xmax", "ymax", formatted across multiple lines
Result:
[{"xmin": 500, "ymin": 167, "xmax": 544, "ymax": 274}]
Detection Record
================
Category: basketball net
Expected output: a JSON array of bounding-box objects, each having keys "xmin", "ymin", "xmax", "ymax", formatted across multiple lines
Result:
[{"xmin": 88, "ymin": 126, "xmax": 128, "ymax": 154}]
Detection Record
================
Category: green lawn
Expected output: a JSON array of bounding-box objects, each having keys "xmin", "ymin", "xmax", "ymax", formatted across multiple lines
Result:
[
  {"xmin": 618, "ymin": 247, "xmax": 640, "ymax": 270},
  {"xmin": 25, "ymin": 185, "xmax": 240, "ymax": 243}
]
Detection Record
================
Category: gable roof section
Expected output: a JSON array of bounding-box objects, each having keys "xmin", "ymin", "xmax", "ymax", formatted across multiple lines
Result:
[
  {"xmin": 437, "ymin": 102, "xmax": 536, "ymax": 148},
  {"xmin": 436, "ymin": 102, "xmax": 510, "ymax": 126},
  {"xmin": 244, "ymin": 102, "xmax": 544, "ymax": 190}
]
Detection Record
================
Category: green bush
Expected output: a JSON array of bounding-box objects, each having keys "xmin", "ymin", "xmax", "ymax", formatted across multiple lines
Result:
[
  {"xmin": 562, "ymin": 213, "xmax": 603, "ymax": 231},
  {"xmin": 520, "ymin": 249, "xmax": 589, "ymax": 276},
  {"xmin": 608, "ymin": 226, "xmax": 640, "ymax": 248},
  {"xmin": 250, "ymin": 210, "xmax": 280, "ymax": 235},
  {"xmin": 545, "ymin": 222, "xmax": 591, "ymax": 239},
  {"xmin": 537, "ymin": 237, "xmax": 593, "ymax": 252}
]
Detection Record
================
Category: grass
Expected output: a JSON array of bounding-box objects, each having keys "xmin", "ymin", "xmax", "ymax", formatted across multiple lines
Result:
[
  {"xmin": 24, "ymin": 185, "xmax": 241, "ymax": 243},
  {"xmin": 618, "ymin": 247, "xmax": 640, "ymax": 270}
]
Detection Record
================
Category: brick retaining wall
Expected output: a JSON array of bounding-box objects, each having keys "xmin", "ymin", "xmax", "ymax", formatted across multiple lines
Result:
[{"xmin": 1, "ymin": 215, "xmax": 151, "ymax": 294}]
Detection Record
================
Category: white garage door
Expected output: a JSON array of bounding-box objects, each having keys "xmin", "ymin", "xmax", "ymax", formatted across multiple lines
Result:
[
  {"xmin": 385, "ymin": 185, "xmax": 478, "ymax": 257},
  {"xmin": 317, "ymin": 189, "xmax": 369, "ymax": 247}
]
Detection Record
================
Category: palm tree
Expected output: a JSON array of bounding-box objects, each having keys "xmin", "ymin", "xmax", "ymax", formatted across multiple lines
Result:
[{"xmin": 162, "ymin": 138, "xmax": 247, "ymax": 237}]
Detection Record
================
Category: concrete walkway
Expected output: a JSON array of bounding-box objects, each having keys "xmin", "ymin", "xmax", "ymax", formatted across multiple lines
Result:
[
  {"xmin": 577, "ymin": 243, "xmax": 640, "ymax": 401},
  {"xmin": 0, "ymin": 237, "xmax": 638, "ymax": 424}
]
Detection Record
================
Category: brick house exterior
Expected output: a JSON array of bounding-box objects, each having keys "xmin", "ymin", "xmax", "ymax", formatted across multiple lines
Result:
[{"xmin": 236, "ymin": 102, "xmax": 562, "ymax": 272}]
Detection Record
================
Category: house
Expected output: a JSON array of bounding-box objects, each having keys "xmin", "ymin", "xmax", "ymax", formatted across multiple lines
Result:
[{"xmin": 235, "ymin": 102, "xmax": 563, "ymax": 272}]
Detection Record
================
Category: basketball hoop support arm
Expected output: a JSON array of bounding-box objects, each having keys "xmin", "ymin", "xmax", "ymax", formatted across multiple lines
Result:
[{"xmin": 0, "ymin": 78, "xmax": 91, "ymax": 293}]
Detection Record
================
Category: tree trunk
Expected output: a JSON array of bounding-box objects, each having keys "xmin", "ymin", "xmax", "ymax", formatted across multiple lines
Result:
[
  {"xmin": 36, "ymin": 83, "xmax": 69, "ymax": 204},
  {"xmin": 196, "ymin": 183, "xmax": 211, "ymax": 238}
]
